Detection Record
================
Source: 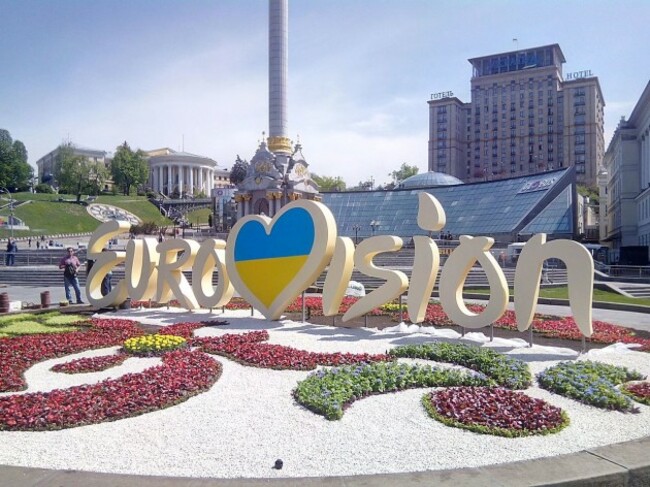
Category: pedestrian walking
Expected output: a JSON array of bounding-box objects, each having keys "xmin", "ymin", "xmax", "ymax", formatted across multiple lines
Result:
[
  {"xmin": 59, "ymin": 247, "xmax": 84, "ymax": 304},
  {"xmin": 28, "ymin": 238, "xmax": 32, "ymax": 248}
]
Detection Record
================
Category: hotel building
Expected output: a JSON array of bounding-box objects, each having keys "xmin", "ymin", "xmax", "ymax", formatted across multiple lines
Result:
[{"xmin": 428, "ymin": 44, "xmax": 604, "ymax": 186}]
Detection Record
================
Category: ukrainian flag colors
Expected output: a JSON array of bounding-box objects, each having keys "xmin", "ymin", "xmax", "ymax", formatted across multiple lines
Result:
[{"xmin": 234, "ymin": 208, "xmax": 315, "ymax": 308}]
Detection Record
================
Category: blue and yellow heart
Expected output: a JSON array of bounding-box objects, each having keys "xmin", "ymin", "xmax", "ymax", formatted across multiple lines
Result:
[{"xmin": 233, "ymin": 207, "xmax": 315, "ymax": 308}]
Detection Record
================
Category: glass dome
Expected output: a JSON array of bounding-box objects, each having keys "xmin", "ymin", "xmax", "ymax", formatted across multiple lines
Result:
[{"xmin": 398, "ymin": 171, "xmax": 463, "ymax": 189}]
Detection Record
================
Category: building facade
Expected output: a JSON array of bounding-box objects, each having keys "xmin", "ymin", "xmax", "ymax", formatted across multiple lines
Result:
[
  {"xmin": 602, "ymin": 81, "xmax": 650, "ymax": 263},
  {"xmin": 35, "ymin": 143, "xmax": 109, "ymax": 186},
  {"xmin": 428, "ymin": 44, "xmax": 605, "ymax": 186},
  {"xmin": 147, "ymin": 148, "xmax": 220, "ymax": 198}
]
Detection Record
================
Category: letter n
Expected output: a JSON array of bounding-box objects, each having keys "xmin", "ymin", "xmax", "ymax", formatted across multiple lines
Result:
[{"xmin": 514, "ymin": 234, "xmax": 594, "ymax": 337}]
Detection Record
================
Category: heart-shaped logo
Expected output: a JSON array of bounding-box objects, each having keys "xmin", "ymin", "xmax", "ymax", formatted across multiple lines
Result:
[{"xmin": 226, "ymin": 200, "xmax": 337, "ymax": 320}]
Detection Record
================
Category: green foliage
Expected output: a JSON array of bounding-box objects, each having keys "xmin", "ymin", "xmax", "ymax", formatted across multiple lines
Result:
[
  {"xmin": 130, "ymin": 221, "xmax": 160, "ymax": 235},
  {"xmin": 294, "ymin": 361, "xmax": 490, "ymax": 420},
  {"xmin": 537, "ymin": 360, "xmax": 644, "ymax": 411},
  {"xmin": 312, "ymin": 173, "xmax": 346, "ymax": 191},
  {"xmin": 577, "ymin": 185, "xmax": 599, "ymax": 206},
  {"xmin": 0, "ymin": 129, "xmax": 32, "ymax": 191},
  {"xmin": 0, "ymin": 312, "xmax": 89, "ymax": 337},
  {"xmin": 389, "ymin": 162, "xmax": 419, "ymax": 185},
  {"xmin": 229, "ymin": 156, "xmax": 248, "ymax": 185},
  {"xmin": 54, "ymin": 144, "xmax": 108, "ymax": 200},
  {"xmin": 389, "ymin": 343, "xmax": 532, "ymax": 389},
  {"xmin": 0, "ymin": 192, "xmax": 171, "ymax": 238},
  {"xmin": 34, "ymin": 183, "xmax": 55, "ymax": 194},
  {"xmin": 111, "ymin": 142, "xmax": 149, "ymax": 196}
]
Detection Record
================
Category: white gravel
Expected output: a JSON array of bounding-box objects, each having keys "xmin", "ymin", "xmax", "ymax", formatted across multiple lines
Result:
[{"xmin": 0, "ymin": 307, "xmax": 649, "ymax": 479}]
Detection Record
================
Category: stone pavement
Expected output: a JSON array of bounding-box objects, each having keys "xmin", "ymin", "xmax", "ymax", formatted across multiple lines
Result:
[{"xmin": 1, "ymin": 290, "xmax": 650, "ymax": 486}]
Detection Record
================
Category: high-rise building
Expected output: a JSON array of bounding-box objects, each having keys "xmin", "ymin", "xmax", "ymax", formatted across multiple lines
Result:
[{"xmin": 428, "ymin": 44, "xmax": 604, "ymax": 186}]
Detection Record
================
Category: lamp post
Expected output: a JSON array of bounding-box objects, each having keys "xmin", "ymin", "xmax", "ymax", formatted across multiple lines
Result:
[
  {"xmin": 0, "ymin": 188, "xmax": 14, "ymax": 239},
  {"xmin": 352, "ymin": 224, "xmax": 361, "ymax": 244}
]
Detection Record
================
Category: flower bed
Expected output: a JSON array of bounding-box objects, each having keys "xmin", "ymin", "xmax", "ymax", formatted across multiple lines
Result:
[
  {"xmin": 423, "ymin": 386, "xmax": 569, "ymax": 437},
  {"xmin": 537, "ymin": 360, "xmax": 645, "ymax": 411},
  {"xmin": 51, "ymin": 353, "xmax": 129, "ymax": 374},
  {"xmin": 389, "ymin": 343, "xmax": 531, "ymax": 389},
  {"xmin": 194, "ymin": 330, "xmax": 391, "ymax": 370},
  {"xmin": 621, "ymin": 381, "xmax": 650, "ymax": 406},
  {"xmin": 0, "ymin": 350, "xmax": 221, "ymax": 431},
  {"xmin": 124, "ymin": 334, "xmax": 187, "ymax": 356},
  {"xmin": 0, "ymin": 312, "xmax": 90, "ymax": 338},
  {"xmin": 0, "ymin": 318, "xmax": 143, "ymax": 392},
  {"xmin": 294, "ymin": 362, "xmax": 490, "ymax": 420}
]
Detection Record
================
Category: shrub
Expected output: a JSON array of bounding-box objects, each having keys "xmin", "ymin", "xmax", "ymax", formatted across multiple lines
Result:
[
  {"xmin": 294, "ymin": 361, "xmax": 490, "ymax": 420},
  {"xmin": 390, "ymin": 343, "xmax": 532, "ymax": 389},
  {"xmin": 537, "ymin": 360, "xmax": 644, "ymax": 411},
  {"xmin": 35, "ymin": 183, "xmax": 55, "ymax": 194}
]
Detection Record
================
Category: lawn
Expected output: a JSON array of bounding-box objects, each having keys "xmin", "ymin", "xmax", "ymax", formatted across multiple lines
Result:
[
  {"xmin": 0, "ymin": 193, "xmax": 171, "ymax": 237},
  {"xmin": 185, "ymin": 208, "xmax": 212, "ymax": 226},
  {"xmin": 463, "ymin": 286, "xmax": 650, "ymax": 307}
]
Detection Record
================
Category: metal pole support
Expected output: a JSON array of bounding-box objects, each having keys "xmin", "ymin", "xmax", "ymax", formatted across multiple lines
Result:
[
  {"xmin": 302, "ymin": 291, "xmax": 306, "ymax": 322},
  {"xmin": 364, "ymin": 314, "xmax": 368, "ymax": 327},
  {"xmin": 461, "ymin": 326, "xmax": 465, "ymax": 337},
  {"xmin": 581, "ymin": 336, "xmax": 587, "ymax": 354},
  {"xmin": 251, "ymin": 305, "xmax": 254, "ymax": 316},
  {"xmin": 528, "ymin": 328, "xmax": 534, "ymax": 348},
  {"xmin": 490, "ymin": 323, "xmax": 494, "ymax": 342},
  {"xmin": 332, "ymin": 315, "xmax": 336, "ymax": 327}
]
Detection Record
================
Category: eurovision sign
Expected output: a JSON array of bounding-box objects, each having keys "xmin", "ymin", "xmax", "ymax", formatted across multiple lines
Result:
[{"xmin": 86, "ymin": 195, "xmax": 595, "ymax": 337}]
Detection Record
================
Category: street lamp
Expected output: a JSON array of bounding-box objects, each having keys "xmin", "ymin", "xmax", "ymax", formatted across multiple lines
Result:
[
  {"xmin": 352, "ymin": 224, "xmax": 361, "ymax": 244},
  {"xmin": 0, "ymin": 188, "xmax": 14, "ymax": 239}
]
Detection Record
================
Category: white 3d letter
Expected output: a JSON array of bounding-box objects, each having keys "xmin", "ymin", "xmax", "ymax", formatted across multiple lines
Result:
[
  {"xmin": 156, "ymin": 238, "xmax": 200, "ymax": 309},
  {"xmin": 124, "ymin": 237, "xmax": 159, "ymax": 301},
  {"xmin": 408, "ymin": 193, "xmax": 447, "ymax": 323},
  {"xmin": 342, "ymin": 236, "xmax": 409, "ymax": 322},
  {"xmin": 439, "ymin": 235, "xmax": 509, "ymax": 329},
  {"xmin": 514, "ymin": 233, "xmax": 594, "ymax": 337},
  {"xmin": 87, "ymin": 221, "xmax": 129, "ymax": 308},
  {"xmin": 322, "ymin": 236, "xmax": 355, "ymax": 316},
  {"xmin": 192, "ymin": 239, "xmax": 234, "ymax": 308}
]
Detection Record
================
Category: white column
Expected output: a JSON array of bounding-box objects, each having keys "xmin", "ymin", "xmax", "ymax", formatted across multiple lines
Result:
[
  {"xmin": 158, "ymin": 166, "xmax": 163, "ymax": 193},
  {"xmin": 167, "ymin": 165, "xmax": 172, "ymax": 196},
  {"xmin": 179, "ymin": 164, "xmax": 184, "ymax": 197},
  {"xmin": 189, "ymin": 166, "xmax": 194, "ymax": 196},
  {"xmin": 198, "ymin": 168, "xmax": 204, "ymax": 195}
]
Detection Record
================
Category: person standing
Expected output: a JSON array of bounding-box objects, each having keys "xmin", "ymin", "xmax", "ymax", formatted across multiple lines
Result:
[
  {"xmin": 5, "ymin": 239, "xmax": 16, "ymax": 266},
  {"xmin": 59, "ymin": 247, "xmax": 84, "ymax": 304}
]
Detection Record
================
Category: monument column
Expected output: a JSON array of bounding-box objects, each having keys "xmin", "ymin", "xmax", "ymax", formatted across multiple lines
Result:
[
  {"xmin": 199, "ymin": 168, "xmax": 204, "ymax": 195},
  {"xmin": 267, "ymin": 0, "xmax": 292, "ymax": 156},
  {"xmin": 189, "ymin": 166, "xmax": 194, "ymax": 196},
  {"xmin": 179, "ymin": 164, "xmax": 185, "ymax": 197}
]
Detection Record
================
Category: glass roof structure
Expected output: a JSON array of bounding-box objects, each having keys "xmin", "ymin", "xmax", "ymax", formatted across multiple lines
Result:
[
  {"xmin": 398, "ymin": 171, "xmax": 463, "ymax": 189},
  {"xmin": 320, "ymin": 167, "xmax": 576, "ymax": 242}
]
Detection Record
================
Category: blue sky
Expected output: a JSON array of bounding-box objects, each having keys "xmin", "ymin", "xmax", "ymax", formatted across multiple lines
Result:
[{"xmin": 1, "ymin": 0, "xmax": 649, "ymax": 186}]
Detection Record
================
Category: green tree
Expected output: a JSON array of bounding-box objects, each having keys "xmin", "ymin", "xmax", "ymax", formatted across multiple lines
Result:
[
  {"xmin": 312, "ymin": 173, "xmax": 346, "ymax": 191},
  {"xmin": 54, "ymin": 144, "xmax": 108, "ymax": 201},
  {"xmin": 0, "ymin": 129, "xmax": 32, "ymax": 191},
  {"xmin": 349, "ymin": 178, "xmax": 375, "ymax": 191},
  {"xmin": 389, "ymin": 163, "xmax": 419, "ymax": 186},
  {"xmin": 111, "ymin": 142, "xmax": 149, "ymax": 196}
]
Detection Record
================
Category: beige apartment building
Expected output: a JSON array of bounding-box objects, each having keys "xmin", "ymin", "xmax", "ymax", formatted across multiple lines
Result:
[{"xmin": 428, "ymin": 44, "xmax": 604, "ymax": 186}]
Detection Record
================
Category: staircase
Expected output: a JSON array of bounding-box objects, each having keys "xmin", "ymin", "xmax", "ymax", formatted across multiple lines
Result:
[{"xmin": 613, "ymin": 284, "xmax": 650, "ymax": 298}]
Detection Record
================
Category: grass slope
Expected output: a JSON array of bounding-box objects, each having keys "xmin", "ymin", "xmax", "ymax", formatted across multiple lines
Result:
[{"xmin": 0, "ymin": 193, "xmax": 171, "ymax": 238}]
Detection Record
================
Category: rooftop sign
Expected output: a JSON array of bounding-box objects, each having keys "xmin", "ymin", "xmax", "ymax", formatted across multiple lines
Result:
[
  {"xmin": 518, "ymin": 176, "xmax": 557, "ymax": 194},
  {"xmin": 565, "ymin": 70, "xmax": 592, "ymax": 80}
]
